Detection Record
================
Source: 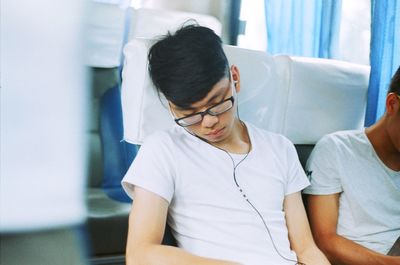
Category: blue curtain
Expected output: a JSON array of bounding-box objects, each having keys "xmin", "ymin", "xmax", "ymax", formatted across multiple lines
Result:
[
  {"xmin": 365, "ymin": 0, "xmax": 400, "ymax": 126},
  {"xmin": 264, "ymin": 0, "xmax": 342, "ymax": 58}
]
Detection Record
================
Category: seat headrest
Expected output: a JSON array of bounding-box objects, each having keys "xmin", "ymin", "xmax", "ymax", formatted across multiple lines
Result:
[
  {"xmin": 121, "ymin": 38, "xmax": 370, "ymax": 145},
  {"xmin": 282, "ymin": 56, "xmax": 369, "ymax": 143},
  {"xmin": 129, "ymin": 8, "xmax": 222, "ymax": 39},
  {"xmin": 86, "ymin": 2, "xmax": 127, "ymax": 67}
]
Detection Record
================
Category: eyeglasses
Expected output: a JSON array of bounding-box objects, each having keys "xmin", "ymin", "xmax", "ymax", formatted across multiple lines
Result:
[{"xmin": 174, "ymin": 96, "xmax": 235, "ymax": 127}]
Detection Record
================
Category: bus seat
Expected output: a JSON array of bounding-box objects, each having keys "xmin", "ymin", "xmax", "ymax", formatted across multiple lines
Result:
[
  {"xmin": 87, "ymin": 84, "xmax": 135, "ymax": 256},
  {"xmin": 86, "ymin": 68, "xmax": 131, "ymax": 263},
  {"xmin": 100, "ymin": 85, "xmax": 137, "ymax": 203}
]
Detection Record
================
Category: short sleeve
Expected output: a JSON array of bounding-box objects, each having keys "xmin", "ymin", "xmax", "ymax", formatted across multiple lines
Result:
[
  {"xmin": 121, "ymin": 132, "xmax": 175, "ymax": 203},
  {"xmin": 302, "ymin": 134, "xmax": 343, "ymax": 195},
  {"xmin": 285, "ymin": 138, "xmax": 310, "ymax": 195}
]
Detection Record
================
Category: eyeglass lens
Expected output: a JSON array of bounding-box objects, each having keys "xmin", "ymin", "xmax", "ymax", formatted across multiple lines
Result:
[{"xmin": 178, "ymin": 98, "xmax": 233, "ymax": 126}]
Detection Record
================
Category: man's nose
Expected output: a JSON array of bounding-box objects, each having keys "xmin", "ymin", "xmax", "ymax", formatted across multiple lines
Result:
[{"xmin": 201, "ymin": 113, "xmax": 219, "ymax": 128}]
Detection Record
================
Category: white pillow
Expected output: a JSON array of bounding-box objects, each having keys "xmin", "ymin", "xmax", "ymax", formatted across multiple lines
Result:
[
  {"xmin": 121, "ymin": 38, "xmax": 173, "ymax": 145},
  {"xmin": 121, "ymin": 38, "xmax": 370, "ymax": 145}
]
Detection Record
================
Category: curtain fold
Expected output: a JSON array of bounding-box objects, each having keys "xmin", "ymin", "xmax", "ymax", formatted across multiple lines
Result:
[
  {"xmin": 264, "ymin": 0, "xmax": 342, "ymax": 58},
  {"xmin": 365, "ymin": 0, "xmax": 400, "ymax": 126}
]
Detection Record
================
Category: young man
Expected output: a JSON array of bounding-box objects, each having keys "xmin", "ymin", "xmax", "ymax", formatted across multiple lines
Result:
[
  {"xmin": 303, "ymin": 67, "xmax": 400, "ymax": 265},
  {"xmin": 122, "ymin": 25, "xmax": 330, "ymax": 265}
]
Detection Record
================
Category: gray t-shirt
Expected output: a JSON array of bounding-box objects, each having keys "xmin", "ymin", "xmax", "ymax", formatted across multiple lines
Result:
[{"xmin": 303, "ymin": 130, "xmax": 400, "ymax": 254}]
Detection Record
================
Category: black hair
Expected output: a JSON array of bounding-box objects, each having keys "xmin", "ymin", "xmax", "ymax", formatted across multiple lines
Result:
[
  {"xmin": 148, "ymin": 24, "xmax": 230, "ymax": 109},
  {"xmin": 389, "ymin": 66, "xmax": 400, "ymax": 94}
]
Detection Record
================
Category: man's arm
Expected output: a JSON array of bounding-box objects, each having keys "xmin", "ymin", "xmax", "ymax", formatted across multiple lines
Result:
[
  {"xmin": 307, "ymin": 194, "xmax": 400, "ymax": 265},
  {"xmin": 126, "ymin": 186, "xmax": 241, "ymax": 265},
  {"xmin": 284, "ymin": 191, "xmax": 331, "ymax": 265}
]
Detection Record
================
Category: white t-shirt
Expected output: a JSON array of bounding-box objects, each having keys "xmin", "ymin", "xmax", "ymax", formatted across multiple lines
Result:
[
  {"xmin": 122, "ymin": 122, "xmax": 310, "ymax": 265},
  {"xmin": 303, "ymin": 130, "xmax": 400, "ymax": 254}
]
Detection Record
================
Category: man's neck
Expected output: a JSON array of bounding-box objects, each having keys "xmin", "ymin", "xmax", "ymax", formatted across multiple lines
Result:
[{"xmin": 365, "ymin": 119, "xmax": 400, "ymax": 171}]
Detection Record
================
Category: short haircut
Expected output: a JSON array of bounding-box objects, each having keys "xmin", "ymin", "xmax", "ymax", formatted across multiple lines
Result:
[
  {"xmin": 148, "ymin": 24, "xmax": 230, "ymax": 109},
  {"xmin": 389, "ymin": 66, "xmax": 400, "ymax": 94}
]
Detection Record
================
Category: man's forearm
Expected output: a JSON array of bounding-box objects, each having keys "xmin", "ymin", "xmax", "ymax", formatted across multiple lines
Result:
[
  {"xmin": 317, "ymin": 234, "xmax": 400, "ymax": 265},
  {"xmin": 127, "ymin": 244, "xmax": 241, "ymax": 265},
  {"xmin": 296, "ymin": 243, "xmax": 331, "ymax": 265}
]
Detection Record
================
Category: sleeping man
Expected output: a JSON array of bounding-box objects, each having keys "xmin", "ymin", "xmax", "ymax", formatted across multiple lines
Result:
[{"xmin": 122, "ymin": 24, "xmax": 330, "ymax": 265}]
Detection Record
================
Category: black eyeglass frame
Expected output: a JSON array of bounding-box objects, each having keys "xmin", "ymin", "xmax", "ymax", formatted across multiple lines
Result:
[{"xmin": 174, "ymin": 96, "xmax": 235, "ymax": 127}]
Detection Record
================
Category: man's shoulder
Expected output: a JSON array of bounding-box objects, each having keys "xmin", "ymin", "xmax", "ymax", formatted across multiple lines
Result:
[
  {"xmin": 142, "ymin": 126, "xmax": 183, "ymax": 148},
  {"xmin": 317, "ymin": 129, "xmax": 365, "ymax": 149},
  {"xmin": 303, "ymin": 130, "xmax": 365, "ymax": 194},
  {"xmin": 247, "ymin": 122, "xmax": 294, "ymax": 150},
  {"xmin": 308, "ymin": 129, "xmax": 368, "ymax": 165}
]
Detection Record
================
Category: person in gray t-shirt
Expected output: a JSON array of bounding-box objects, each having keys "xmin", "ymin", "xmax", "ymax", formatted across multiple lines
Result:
[{"xmin": 303, "ymin": 67, "xmax": 400, "ymax": 265}]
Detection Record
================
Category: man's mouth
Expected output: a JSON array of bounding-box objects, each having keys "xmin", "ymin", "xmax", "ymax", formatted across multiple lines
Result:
[{"xmin": 206, "ymin": 127, "xmax": 224, "ymax": 137}]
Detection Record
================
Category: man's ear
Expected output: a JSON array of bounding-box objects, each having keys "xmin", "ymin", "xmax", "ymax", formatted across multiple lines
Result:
[
  {"xmin": 230, "ymin": 65, "xmax": 241, "ymax": 93},
  {"xmin": 385, "ymin": 93, "xmax": 400, "ymax": 116}
]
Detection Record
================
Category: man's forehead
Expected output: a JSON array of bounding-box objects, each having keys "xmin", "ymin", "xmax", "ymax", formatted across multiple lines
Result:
[{"xmin": 171, "ymin": 77, "xmax": 230, "ymax": 111}]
